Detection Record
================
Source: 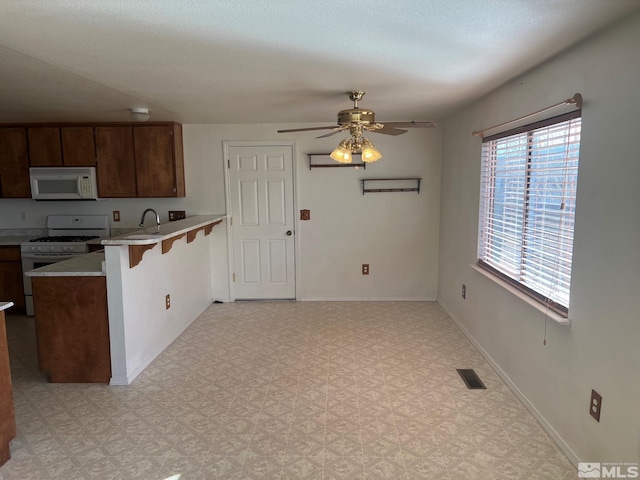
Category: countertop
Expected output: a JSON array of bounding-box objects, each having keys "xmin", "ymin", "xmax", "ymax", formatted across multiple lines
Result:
[
  {"xmin": 24, "ymin": 251, "xmax": 105, "ymax": 277},
  {"xmin": 101, "ymin": 214, "xmax": 225, "ymax": 246},
  {"xmin": 20, "ymin": 215, "xmax": 225, "ymax": 276},
  {"xmin": 0, "ymin": 302, "xmax": 14, "ymax": 312},
  {"xmin": 0, "ymin": 229, "xmax": 47, "ymax": 246},
  {"xmin": 0, "ymin": 236, "xmax": 43, "ymax": 246}
]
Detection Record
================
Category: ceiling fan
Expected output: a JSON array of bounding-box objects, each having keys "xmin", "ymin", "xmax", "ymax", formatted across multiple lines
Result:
[{"xmin": 277, "ymin": 91, "xmax": 436, "ymax": 163}]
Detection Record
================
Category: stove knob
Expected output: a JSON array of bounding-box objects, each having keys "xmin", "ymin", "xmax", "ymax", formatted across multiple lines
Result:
[
  {"xmin": 37, "ymin": 246, "xmax": 43, "ymax": 252},
  {"xmin": 63, "ymin": 246, "xmax": 71, "ymax": 252},
  {"xmin": 49, "ymin": 246, "xmax": 56, "ymax": 252}
]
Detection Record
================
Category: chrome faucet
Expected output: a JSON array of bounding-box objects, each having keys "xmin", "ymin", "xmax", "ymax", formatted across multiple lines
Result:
[{"xmin": 139, "ymin": 208, "xmax": 160, "ymax": 233}]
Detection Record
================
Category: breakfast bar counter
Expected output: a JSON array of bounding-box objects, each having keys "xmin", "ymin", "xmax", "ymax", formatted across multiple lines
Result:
[
  {"xmin": 101, "ymin": 214, "xmax": 225, "ymax": 268},
  {"xmin": 101, "ymin": 214, "xmax": 225, "ymax": 246}
]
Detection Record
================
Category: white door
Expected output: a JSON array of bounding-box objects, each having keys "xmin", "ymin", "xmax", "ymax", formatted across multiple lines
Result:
[{"xmin": 227, "ymin": 144, "xmax": 296, "ymax": 299}]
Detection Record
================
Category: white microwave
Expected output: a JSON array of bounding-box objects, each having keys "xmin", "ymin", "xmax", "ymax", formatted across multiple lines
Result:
[{"xmin": 30, "ymin": 167, "xmax": 99, "ymax": 200}]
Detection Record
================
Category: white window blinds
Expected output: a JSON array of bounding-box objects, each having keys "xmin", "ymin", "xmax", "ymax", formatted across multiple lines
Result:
[{"xmin": 477, "ymin": 111, "xmax": 581, "ymax": 316}]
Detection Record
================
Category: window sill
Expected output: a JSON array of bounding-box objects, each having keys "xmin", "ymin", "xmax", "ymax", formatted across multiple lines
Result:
[{"xmin": 469, "ymin": 264, "xmax": 571, "ymax": 326}]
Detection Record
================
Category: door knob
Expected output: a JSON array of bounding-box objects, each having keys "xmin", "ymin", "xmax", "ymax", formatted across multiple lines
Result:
[{"xmin": 286, "ymin": 230, "xmax": 292, "ymax": 236}]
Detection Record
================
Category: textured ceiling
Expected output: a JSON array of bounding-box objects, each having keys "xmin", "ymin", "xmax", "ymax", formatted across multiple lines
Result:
[{"xmin": 0, "ymin": 0, "xmax": 638, "ymax": 124}]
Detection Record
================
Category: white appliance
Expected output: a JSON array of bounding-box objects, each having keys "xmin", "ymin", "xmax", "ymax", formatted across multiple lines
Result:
[
  {"xmin": 30, "ymin": 167, "xmax": 98, "ymax": 200},
  {"xmin": 21, "ymin": 215, "xmax": 110, "ymax": 315}
]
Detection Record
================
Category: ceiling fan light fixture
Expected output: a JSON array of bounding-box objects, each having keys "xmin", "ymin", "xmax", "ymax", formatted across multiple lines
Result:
[
  {"xmin": 330, "ymin": 139, "xmax": 353, "ymax": 163},
  {"xmin": 360, "ymin": 138, "xmax": 382, "ymax": 162},
  {"xmin": 277, "ymin": 91, "xmax": 435, "ymax": 163}
]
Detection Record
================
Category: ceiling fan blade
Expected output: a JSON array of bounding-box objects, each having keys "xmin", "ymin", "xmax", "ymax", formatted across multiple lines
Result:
[
  {"xmin": 277, "ymin": 126, "xmax": 339, "ymax": 133},
  {"xmin": 316, "ymin": 127, "xmax": 348, "ymax": 139},
  {"xmin": 381, "ymin": 121, "xmax": 436, "ymax": 128},
  {"xmin": 374, "ymin": 125, "xmax": 408, "ymax": 136}
]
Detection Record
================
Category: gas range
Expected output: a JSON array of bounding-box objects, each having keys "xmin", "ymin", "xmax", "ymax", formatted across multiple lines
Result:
[
  {"xmin": 20, "ymin": 215, "xmax": 110, "ymax": 315},
  {"xmin": 21, "ymin": 215, "xmax": 109, "ymax": 256},
  {"xmin": 23, "ymin": 235, "xmax": 101, "ymax": 255}
]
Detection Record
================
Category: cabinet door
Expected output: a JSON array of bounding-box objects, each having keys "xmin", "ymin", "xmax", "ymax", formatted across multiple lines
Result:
[
  {"xmin": 95, "ymin": 126, "xmax": 136, "ymax": 197},
  {"xmin": 0, "ymin": 128, "xmax": 30, "ymax": 198},
  {"xmin": 0, "ymin": 247, "xmax": 25, "ymax": 310},
  {"xmin": 61, "ymin": 127, "xmax": 96, "ymax": 166},
  {"xmin": 27, "ymin": 127, "xmax": 63, "ymax": 166},
  {"xmin": 133, "ymin": 125, "xmax": 177, "ymax": 197},
  {"xmin": 0, "ymin": 311, "xmax": 17, "ymax": 466}
]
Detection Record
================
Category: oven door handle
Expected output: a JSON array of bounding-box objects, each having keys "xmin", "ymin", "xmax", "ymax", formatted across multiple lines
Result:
[{"xmin": 21, "ymin": 253, "xmax": 84, "ymax": 263}]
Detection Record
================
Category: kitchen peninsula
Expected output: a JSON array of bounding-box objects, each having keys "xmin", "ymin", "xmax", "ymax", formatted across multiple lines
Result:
[{"xmin": 26, "ymin": 215, "xmax": 225, "ymax": 385}]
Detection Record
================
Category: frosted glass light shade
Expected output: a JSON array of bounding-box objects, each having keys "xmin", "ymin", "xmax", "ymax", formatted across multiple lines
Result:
[
  {"xmin": 330, "ymin": 139, "xmax": 353, "ymax": 163},
  {"xmin": 361, "ymin": 138, "xmax": 382, "ymax": 162}
]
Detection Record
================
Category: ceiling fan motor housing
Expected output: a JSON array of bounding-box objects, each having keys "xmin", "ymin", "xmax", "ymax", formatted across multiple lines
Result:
[{"xmin": 337, "ymin": 108, "xmax": 376, "ymax": 126}]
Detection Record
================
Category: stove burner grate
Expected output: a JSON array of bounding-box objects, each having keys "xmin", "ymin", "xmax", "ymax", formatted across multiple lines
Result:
[{"xmin": 29, "ymin": 235, "xmax": 100, "ymax": 243}]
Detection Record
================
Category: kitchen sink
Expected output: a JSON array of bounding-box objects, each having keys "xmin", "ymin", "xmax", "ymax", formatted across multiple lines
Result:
[{"xmin": 123, "ymin": 234, "xmax": 164, "ymax": 240}]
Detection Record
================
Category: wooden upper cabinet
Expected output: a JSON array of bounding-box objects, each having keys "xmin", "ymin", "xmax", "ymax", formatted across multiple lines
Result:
[
  {"xmin": 27, "ymin": 127, "xmax": 63, "ymax": 166},
  {"xmin": 95, "ymin": 126, "xmax": 137, "ymax": 197},
  {"xmin": 61, "ymin": 127, "xmax": 96, "ymax": 166},
  {"xmin": 0, "ymin": 128, "xmax": 30, "ymax": 198},
  {"xmin": 133, "ymin": 124, "xmax": 185, "ymax": 197},
  {"xmin": 0, "ymin": 122, "xmax": 184, "ymax": 199}
]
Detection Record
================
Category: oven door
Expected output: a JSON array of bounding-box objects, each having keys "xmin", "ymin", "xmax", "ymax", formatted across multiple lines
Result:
[{"xmin": 21, "ymin": 252, "xmax": 85, "ymax": 315}]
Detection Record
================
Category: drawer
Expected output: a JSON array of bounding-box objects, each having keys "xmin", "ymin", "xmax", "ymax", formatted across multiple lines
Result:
[{"xmin": 0, "ymin": 246, "xmax": 20, "ymax": 262}]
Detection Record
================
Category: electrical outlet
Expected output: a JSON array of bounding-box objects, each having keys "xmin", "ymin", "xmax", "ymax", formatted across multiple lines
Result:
[
  {"xmin": 590, "ymin": 389, "xmax": 602, "ymax": 422},
  {"xmin": 165, "ymin": 294, "xmax": 171, "ymax": 310},
  {"xmin": 362, "ymin": 264, "xmax": 369, "ymax": 275},
  {"xmin": 462, "ymin": 284, "xmax": 466, "ymax": 299},
  {"xmin": 168, "ymin": 210, "xmax": 186, "ymax": 221},
  {"xmin": 113, "ymin": 210, "xmax": 120, "ymax": 222}
]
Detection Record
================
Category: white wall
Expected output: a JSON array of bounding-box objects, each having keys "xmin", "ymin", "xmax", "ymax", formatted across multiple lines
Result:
[
  {"xmin": 105, "ymin": 230, "xmax": 213, "ymax": 385},
  {"xmin": 438, "ymin": 12, "xmax": 640, "ymax": 464},
  {"xmin": 181, "ymin": 123, "xmax": 441, "ymax": 301}
]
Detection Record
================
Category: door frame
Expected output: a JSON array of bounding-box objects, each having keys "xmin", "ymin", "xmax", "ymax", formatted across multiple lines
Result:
[{"xmin": 223, "ymin": 140, "xmax": 299, "ymax": 301}]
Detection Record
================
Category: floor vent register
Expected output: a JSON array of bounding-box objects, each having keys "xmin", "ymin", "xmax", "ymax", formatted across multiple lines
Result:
[{"xmin": 457, "ymin": 369, "xmax": 487, "ymax": 389}]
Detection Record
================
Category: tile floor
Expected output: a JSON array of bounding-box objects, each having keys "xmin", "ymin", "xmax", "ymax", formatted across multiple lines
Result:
[{"xmin": 0, "ymin": 301, "xmax": 577, "ymax": 479}]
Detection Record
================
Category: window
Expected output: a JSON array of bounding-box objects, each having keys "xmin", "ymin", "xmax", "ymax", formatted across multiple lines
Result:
[{"xmin": 477, "ymin": 111, "xmax": 581, "ymax": 316}]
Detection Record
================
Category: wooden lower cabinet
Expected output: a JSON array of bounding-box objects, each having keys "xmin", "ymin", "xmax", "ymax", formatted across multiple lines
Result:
[
  {"xmin": 0, "ymin": 310, "xmax": 16, "ymax": 467},
  {"xmin": 0, "ymin": 247, "xmax": 25, "ymax": 313},
  {"xmin": 32, "ymin": 276, "xmax": 111, "ymax": 383}
]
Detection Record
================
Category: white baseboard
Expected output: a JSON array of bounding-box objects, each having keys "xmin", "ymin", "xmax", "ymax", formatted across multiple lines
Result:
[
  {"xmin": 438, "ymin": 300, "xmax": 580, "ymax": 468},
  {"xmin": 109, "ymin": 376, "xmax": 128, "ymax": 386},
  {"xmin": 298, "ymin": 297, "xmax": 436, "ymax": 302}
]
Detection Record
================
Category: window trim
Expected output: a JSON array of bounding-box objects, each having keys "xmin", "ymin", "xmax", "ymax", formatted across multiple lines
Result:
[
  {"xmin": 470, "ymin": 264, "xmax": 571, "ymax": 325},
  {"xmin": 477, "ymin": 109, "xmax": 581, "ymax": 318}
]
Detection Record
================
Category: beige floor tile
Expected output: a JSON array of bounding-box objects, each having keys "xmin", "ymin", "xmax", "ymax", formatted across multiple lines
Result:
[{"xmin": 1, "ymin": 302, "xmax": 576, "ymax": 479}]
